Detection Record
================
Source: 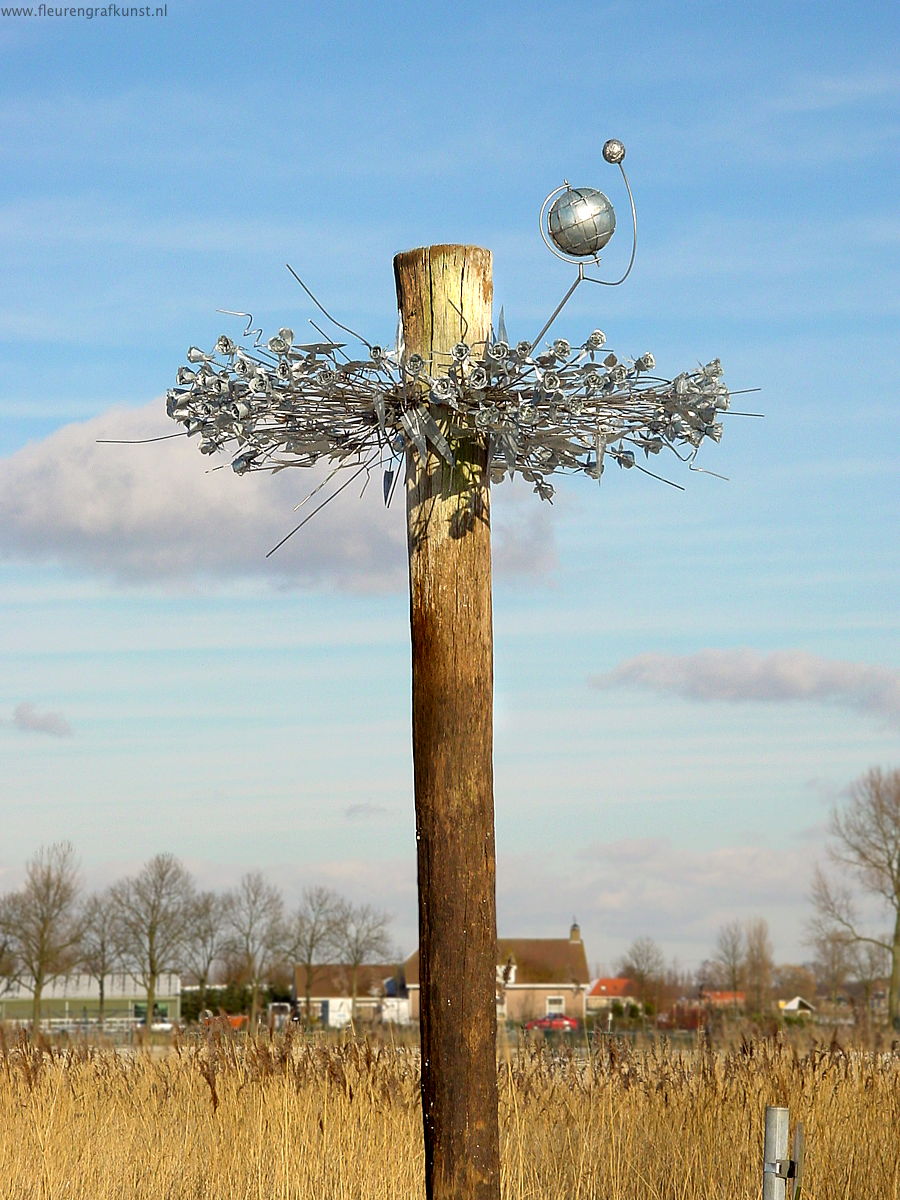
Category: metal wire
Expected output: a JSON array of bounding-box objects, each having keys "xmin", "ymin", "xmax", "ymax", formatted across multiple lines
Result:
[{"xmin": 285, "ymin": 264, "xmax": 373, "ymax": 352}]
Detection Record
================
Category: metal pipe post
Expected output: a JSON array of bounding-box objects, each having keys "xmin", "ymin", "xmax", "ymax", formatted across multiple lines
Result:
[{"xmin": 763, "ymin": 1105, "xmax": 790, "ymax": 1200}]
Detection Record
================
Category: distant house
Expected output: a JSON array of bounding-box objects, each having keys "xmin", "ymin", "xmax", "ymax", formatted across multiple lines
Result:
[
  {"xmin": 0, "ymin": 972, "xmax": 181, "ymax": 1028},
  {"xmin": 586, "ymin": 977, "xmax": 639, "ymax": 1012},
  {"xmin": 291, "ymin": 963, "xmax": 409, "ymax": 1028},
  {"xmin": 778, "ymin": 995, "xmax": 815, "ymax": 1014},
  {"xmin": 699, "ymin": 989, "xmax": 745, "ymax": 1009},
  {"xmin": 405, "ymin": 922, "xmax": 590, "ymax": 1024}
]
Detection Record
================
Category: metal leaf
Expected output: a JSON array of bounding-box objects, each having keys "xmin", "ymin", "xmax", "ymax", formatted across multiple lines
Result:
[
  {"xmin": 417, "ymin": 407, "xmax": 455, "ymax": 465},
  {"xmin": 400, "ymin": 409, "xmax": 428, "ymax": 464},
  {"xmin": 374, "ymin": 392, "xmax": 387, "ymax": 432}
]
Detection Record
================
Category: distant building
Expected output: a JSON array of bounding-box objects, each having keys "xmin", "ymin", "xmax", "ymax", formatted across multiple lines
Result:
[
  {"xmin": 405, "ymin": 922, "xmax": 590, "ymax": 1024},
  {"xmin": 586, "ymin": 977, "xmax": 639, "ymax": 1012},
  {"xmin": 699, "ymin": 989, "xmax": 745, "ymax": 1009},
  {"xmin": 778, "ymin": 995, "xmax": 815, "ymax": 1014},
  {"xmin": 291, "ymin": 963, "xmax": 409, "ymax": 1028},
  {"xmin": 0, "ymin": 972, "xmax": 181, "ymax": 1028}
]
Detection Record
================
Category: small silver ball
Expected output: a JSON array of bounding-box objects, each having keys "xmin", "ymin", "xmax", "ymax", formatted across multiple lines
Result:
[{"xmin": 602, "ymin": 138, "xmax": 626, "ymax": 165}]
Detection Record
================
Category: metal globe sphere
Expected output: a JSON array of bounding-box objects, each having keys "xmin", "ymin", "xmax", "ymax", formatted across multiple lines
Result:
[
  {"xmin": 602, "ymin": 138, "xmax": 626, "ymax": 165},
  {"xmin": 547, "ymin": 187, "xmax": 616, "ymax": 258}
]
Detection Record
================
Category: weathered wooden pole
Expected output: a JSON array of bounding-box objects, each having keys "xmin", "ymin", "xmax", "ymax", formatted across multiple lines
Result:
[{"xmin": 394, "ymin": 245, "xmax": 500, "ymax": 1200}]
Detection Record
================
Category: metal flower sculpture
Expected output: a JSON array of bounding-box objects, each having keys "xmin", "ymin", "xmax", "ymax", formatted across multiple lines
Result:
[
  {"xmin": 166, "ymin": 139, "xmax": 734, "ymax": 550},
  {"xmin": 162, "ymin": 140, "xmax": 743, "ymax": 1200}
]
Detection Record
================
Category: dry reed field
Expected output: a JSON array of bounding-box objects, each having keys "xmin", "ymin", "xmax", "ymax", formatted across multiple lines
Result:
[{"xmin": 1, "ymin": 1029, "xmax": 898, "ymax": 1200}]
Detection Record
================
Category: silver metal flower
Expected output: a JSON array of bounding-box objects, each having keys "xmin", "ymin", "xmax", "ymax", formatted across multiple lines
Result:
[
  {"xmin": 431, "ymin": 377, "xmax": 457, "ymax": 402},
  {"xmin": 167, "ymin": 264, "xmax": 733, "ymax": 523}
]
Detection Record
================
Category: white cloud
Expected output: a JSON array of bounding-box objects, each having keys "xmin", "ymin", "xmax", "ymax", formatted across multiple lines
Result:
[
  {"xmin": 344, "ymin": 803, "xmax": 389, "ymax": 821},
  {"xmin": 0, "ymin": 401, "xmax": 555, "ymax": 590},
  {"xmin": 591, "ymin": 648, "xmax": 900, "ymax": 728},
  {"xmin": 10, "ymin": 702, "xmax": 72, "ymax": 737},
  {"xmin": 496, "ymin": 834, "xmax": 816, "ymax": 967},
  {"xmin": 765, "ymin": 70, "xmax": 900, "ymax": 114}
]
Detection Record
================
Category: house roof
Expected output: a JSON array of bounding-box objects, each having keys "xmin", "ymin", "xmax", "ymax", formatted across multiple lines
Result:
[
  {"xmin": 588, "ymin": 977, "xmax": 636, "ymax": 998},
  {"xmin": 405, "ymin": 937, "xmax": 589, "ymax": 988},
  {"xmin": 779, "ymin": 995, "xmax": 815, "ymax": 1012},
  {"xmin": 700, "ymin": 990, "xmax": 745, "ymax": 1006},
  {"xmin": 293, "ymin": 964, "xmax": 400, "ymax": 999}
]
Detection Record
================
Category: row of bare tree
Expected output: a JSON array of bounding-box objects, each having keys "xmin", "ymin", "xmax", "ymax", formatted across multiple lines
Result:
[
  {"xmin": 0, "ymin": 850, "xmax": 393, "ymax": 1027},
  {"xmin": 612, "ymin": 929, "xmax": 785, "ymax": 1018},
  {"xmin": 4, "ymin": 768, "xmax": 896, "ymax": 1027},
  {"xmin": 617, "ymin": 915, "xmax": 891, "ymax": 1025},
  {"xmin": 613, "ymin": 768, "xmax": 900, "ymax": 1026}
]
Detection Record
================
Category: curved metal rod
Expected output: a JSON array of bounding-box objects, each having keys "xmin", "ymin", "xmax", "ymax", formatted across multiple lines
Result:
[
  {"xmin": 689, "ymin": 461, "xmax": 730, "ymax": 481},
  {"xmin": 217, "ymin": 309, "xmax": 265, "ymax": 347},
  {"xmin": 266, "ymin": 451, "xmax": 380, "ymax": 558},
  {"xmin": 526, "ymin": 265, "xmax": 585, "ymax": 351},
  {"xmin": 96, "ymin": 432, "xmax": 188, "ymax": 444},
  {"xmin": 447, "ymin": 297, "xmax": 469, "ymax": 345},
  {"xmin": 538, "ymin": 182, "xmax": 595, "ymax": 266},
  {"xmin": 633, "ymin": 461, "xmax": 684, "ymax": 490},
  {"xmin": 308, "ymin": 318, "xmax": 351, "ymax": 363},
  {"xmin": 582, "ymin": 162, "xmax": 638, "ymax": 288},
  {"xmin": 529, "ymin": 158, "xmax": 639, "ymax": 347},
  {"xmin": 285, "ymin": 263, "xmax": 373, "ymax": 352}
]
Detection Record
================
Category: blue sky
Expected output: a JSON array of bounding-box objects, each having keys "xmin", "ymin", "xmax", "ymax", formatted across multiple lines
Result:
[{"xmin": 2, "ymin": 0, "xmax": 897, "ymax": 975}]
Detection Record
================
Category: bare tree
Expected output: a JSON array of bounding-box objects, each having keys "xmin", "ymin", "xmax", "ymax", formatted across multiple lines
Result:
[
  {"xmin": 807, "ymin": 923, "xmax": 855, "ymax": 1004},
  {"xmin": 711, "ymin": 920, "xmax": 746, "ymax": 994},
  {"xmin": 110, "ymin": 853, "xmax": 194, "ymax": 1030},
  {"xmin": 772, "ymin": 963, "xmax": 817, "ymax": 1002},
  {"xmin": 80, "ymin": 889, "xmax": 125, "ymax": 1027},
  {"xmin": 0, "ymin": 913, "xmax": 15, "ymax": 998},
  {"xmin": 0, "ymin": 843, "xmax": 82, "ymax": 1025},
  {"xmin": 224, "ymin": 872, "xmax": 284, "ymax": 1031},
  {"xmin": 182, "ymin": 890, "xmax": 230, "ymax": 1013},
  {"xmin": 286, "ymin": 885, "xmax": 342, "ymax": 1022},
  {"xmin": 333, "ymin": 900, "xmax": 392, "ymax": 1017},
  {"xmin": 851, "ymin": 941, "xmax": 891, "ymax": 1019},
  {"xmin": 810, "ymin": 766, "xmax": 900, "ymax": 1026},
  {"xmin": 616, "ymin": 937, "xmax": 666, "ymax": 1011},
  {"xmin": 743, "ymin": 917, "xmax": 774, "ymax": 1016},
  {"xmin": 660, "ymin": 958, "xmax": 693, "ymax": 1017}
]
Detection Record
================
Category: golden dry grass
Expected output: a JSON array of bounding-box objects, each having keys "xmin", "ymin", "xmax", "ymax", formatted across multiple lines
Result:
[{"xmin": 1, "ymin": 1028, "xmax": 898, "ymax": 1199}]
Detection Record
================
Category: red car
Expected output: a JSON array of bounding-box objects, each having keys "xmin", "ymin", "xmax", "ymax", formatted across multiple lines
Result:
[{"xmin": 524, "ymin": 1014, "xmax": 579, "ymax": 1033}]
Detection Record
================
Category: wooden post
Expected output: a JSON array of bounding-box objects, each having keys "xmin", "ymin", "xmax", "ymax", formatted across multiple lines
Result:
[{"xmin": 393, "ymin": 245, "xmax": 500, "ymax": 1200}]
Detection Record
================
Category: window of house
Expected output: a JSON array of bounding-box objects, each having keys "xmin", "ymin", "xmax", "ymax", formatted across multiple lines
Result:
[{"xmin": 545, "ymin": 996, "xmax": 565, "ymax": 1015}]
